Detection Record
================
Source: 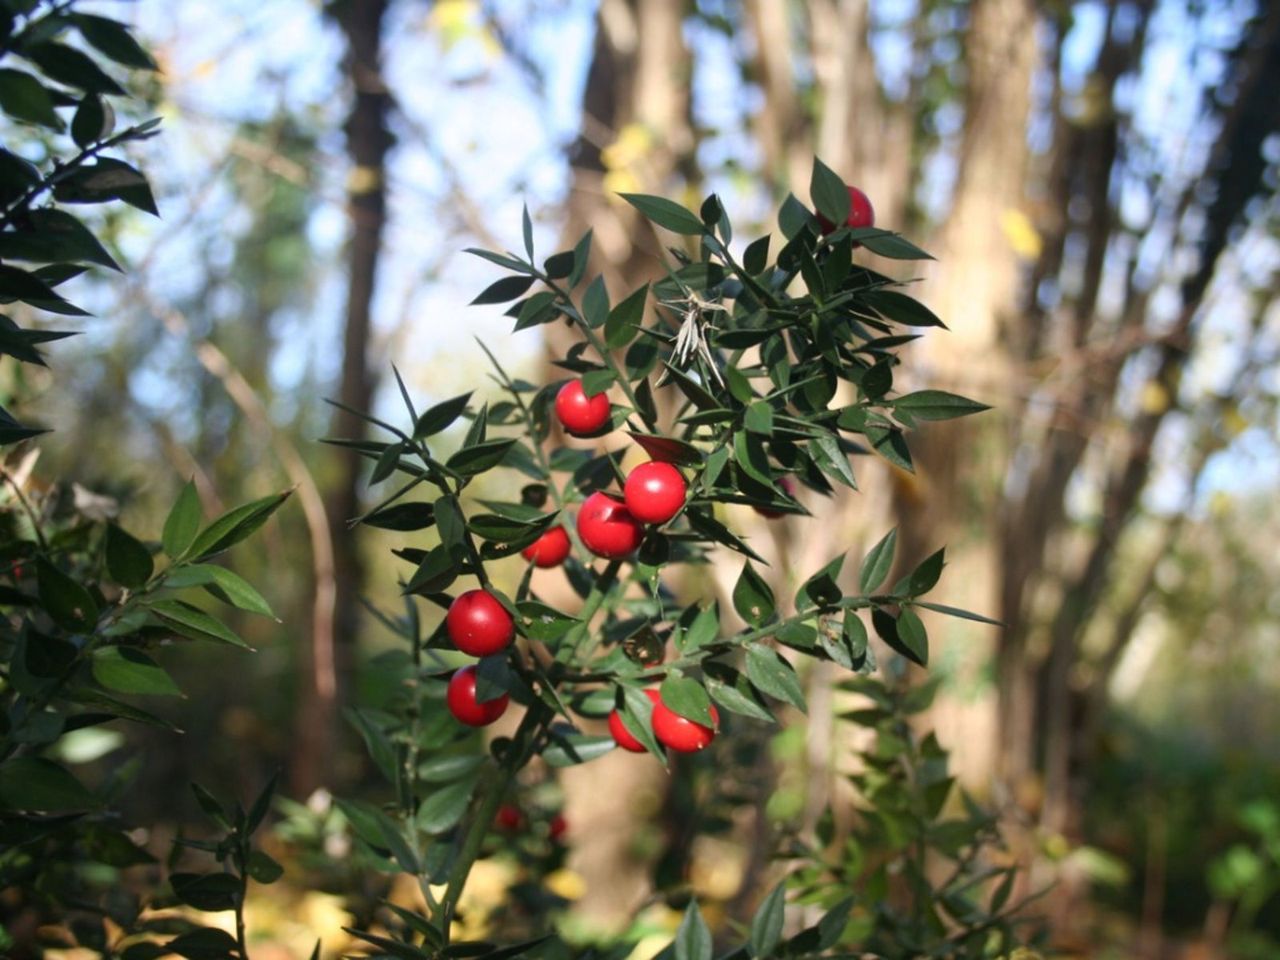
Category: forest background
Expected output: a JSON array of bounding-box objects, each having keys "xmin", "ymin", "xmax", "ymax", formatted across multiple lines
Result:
[{"xmin": 4, "ymin": 0, "xmax": 1280, "ymax": 957}]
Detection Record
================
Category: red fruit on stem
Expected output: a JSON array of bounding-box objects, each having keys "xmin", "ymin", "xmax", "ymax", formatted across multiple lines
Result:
[
  {"xmin": 446, "ymin": 589, "xmax": 514, "ymax": 656},
  {"xmin": 816, "ymin": 185, "xmax": 875, "ymax": 235},
  {"xmin": 577, "ymin": 492, "xmax": 643, "ymax": 559},
  {"xmin": 495, "ymin": 804, "xmax": 524, "ymax": 831},
  {"xmin": 555, "ymin": 380, "xmax": 611, "ymax": 437},
  {"xmin": 608, "ymin": 688, "xmax": 661, "ymax": 753},
  {"xmin": 652, "ymin": 697, "xmax": 719, "ymax": 753},
  {"xmin": 446, "ymin": 665, "xmax": 510, "ymax": 727},
  {"xmin": 521, "ymin": 525, "xmax": 571, "ymax": 568},
  {"xmin": 623, "ymin": 461, "xmax": 687, "ymax": 525},
  {"xmin": 549, "ymin": 813, "xmax": 568, "ymax": 842}
]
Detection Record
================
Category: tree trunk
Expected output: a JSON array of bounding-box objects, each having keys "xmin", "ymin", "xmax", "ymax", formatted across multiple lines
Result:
[{"xmin": 295, "ymin": 0, "xmax": 392, "ymax": 797}]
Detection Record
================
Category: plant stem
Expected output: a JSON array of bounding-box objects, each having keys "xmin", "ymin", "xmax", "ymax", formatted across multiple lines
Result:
[{"xmin": 437, "ymin": 700, "xmax": 551, "ymax": 939}]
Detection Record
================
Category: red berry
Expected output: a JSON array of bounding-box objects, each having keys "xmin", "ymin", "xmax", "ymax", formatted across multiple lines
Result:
[
  {"xmin": 446, "ymin": 665, "xmax": 510, "ymax": 727},
  {"xmin": 608, "ymin": 689, "xmax": 661, "ymax": 753},
  {"xmin": 816, "ymin": 185, "xmax": 875, "ymax": 235},
  {"xmin": 549, "ymin": 813, "xmax": 568, "ymax": 842},
  {"xmin": 555, "ymin": 380, "xmax": 612, "ymax": 437},
  {"xmin": 521, "ymin": 525, "xmax": 571, "ymax": 568},
  {"xmin": 495, "ymin": 804, "xmax": 524, "ymax": 831},
  {"xmin": 652, "ymin": 698, "xmax": 719, "ymax": 753},
  {"xmin": 754, "ymin": 476, "xmax": 797, "ymax": 519},
  {"xmin": 576, "ymin": 492, "xmax": 643, "ymax": 559},
  {"xmin": 623, "ymin": 462, "xmax": 687, "ymax": 525},
  {"xmin": 446, "ymin": 589, "xmax": 515, "ymax": 656}
]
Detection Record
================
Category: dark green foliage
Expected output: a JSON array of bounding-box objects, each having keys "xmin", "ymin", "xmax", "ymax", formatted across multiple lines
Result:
[{"xmin": 0, "ymin": 7, "xmax": 291, "ymax": 955}]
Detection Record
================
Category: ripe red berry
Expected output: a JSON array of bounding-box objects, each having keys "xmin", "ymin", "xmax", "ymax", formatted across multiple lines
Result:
[
  {"xmin": 555, "ymin": 380, "xmax": 611, "ymax": 437},
  {"xmin": 446, "ymin": 665, "xmax": 510, "ymax": 727},
  {"xmin": 577, "ymin": 492, "xmax": 643, "ymax": 559},
  {"xmin": 521, "ymin": 525, "xmax": 571, "ymax": 568},
  {"xmin": 549, "ymin": 813, "xmax": 568, "ymax": 842},
  {"xmin": 608, "ymin": 688, "xmax": 661, "ymax": 753},
  {"xmin": 446, "ymin": 589, "xmax": 514, "ymax": 656},
  {"xmin": 495, "ymin": 804, "xmax": 524, "ymax": 831},
  {"xmin": 652, "ymin": 697, "xmax": 719, "ymax": 753},
  {"xmin": 754, "ymin": 476, "xmax": 797, "ymax": 519},
  {"xmin": 623, "ymin": 461, "xmax": 687, "ymax": 525},
  {"xmin": 816, "ymin": 185, "xmax": 875, "ymax": 234}
]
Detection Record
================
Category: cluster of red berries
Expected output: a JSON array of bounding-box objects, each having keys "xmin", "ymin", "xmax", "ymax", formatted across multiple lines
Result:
[
  {"xmin": 445, "ymin": 589, "xmax": 515, "ymax": 726},
  {"xmin": 607, "ymin": 688, "xmax": 719, "ymax": 754},
  {"xmin": 522, "ymin": 378, "xmax": 689, "ymax": 565}
]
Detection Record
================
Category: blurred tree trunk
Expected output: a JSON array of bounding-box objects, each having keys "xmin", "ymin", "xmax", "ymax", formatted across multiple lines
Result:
[
  {"xmin": 887, "ymin": 0, "xmax": 1039, "ymax": 789},
  {"xmin": 295, "ymin": 0, "xmax": 393, "ymax": 797}
]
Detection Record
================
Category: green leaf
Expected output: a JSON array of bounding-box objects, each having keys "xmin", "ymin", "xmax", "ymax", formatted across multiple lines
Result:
[
  {"xmin": 660, "ymin": 675, "xmax": 714, "ymax": 726},
  {"xmin": 361, "ymin": 501, "xmax": 435, "ymax": 531},
  {"xmin": 626, "ymin": 432, "xmax": 704, "ymax": 467},
  {"xmin": 913, "ymin": 600, "xmax": 1002, "ymax": 626},
  {"xmin": 750, "ymin": 881, "xmax": 787, "ymax": 958},
  {"xmin": 893, "ymin": 390, "xmax": 990, "ymax": 421},
  {"xmin": 900, "ymin": 547, "xmax": 945, "ymax": 597},
  {"xmin": 169, "ymin": 872, "xmax": 241, "ymax": 912},
  {"xmin": 53, "ymin": 157, "xmax": 158, "ymax": 215},
  {"xmin": 704, "ymin": 666, "xmax": 773, "ymax": 723},
  {"xmin": 568, "ymin": 229, "xmax": 592, "ymax": 287},
  {"xmin": 732, "ymin": 561, "xmax": 775, "ymax": 627},
  {"xmin": 543, "ymin": 249, "xmax": 574, "ymax": 280},
  {"xmin": 810, "ymin": 157, "xmax": 850, "ymax": 226},
  {"xmin": 0, "ymin": 68, "xmax": 62, "ymax": 129},
  {"xmin": 796, "ymin": 554, "xmax": 845, "ymax": 611},
  {"xmin": 92, "ymin": 646, "xmax": 180, "ymax": 696},
  {"xmin": 186, "ymin": 490, "xmax": 291, "ymax": 561},
  {"xmin": 521, "ymin": 202, "xmax": 534, "ymax": 259},
  {"xmin": 0, "ymin": 263, "xmax": 88, "ymax": 315},
  {"xmin": 743, "ymin": 235, "xmax": 770, "ymax": 275},
  {"xmin": 744, "ymin": 644, "xmax": 806, "ymax": 712},
  {"xmin": 605, "ymin": 282, "xmax": 647, "ymax": 348},
  {"xmin": 198, "ymin": 565, "xmax": 275, "ymax": 618},
  {"xmin": 447, "ymin": 438, "xmax": 516, "ymax": 477},
  {"xmin": 0, "ymin": 757, "xmax": 97, "ymax": 811},
  {"xmin": 675, "ymin": 901, "xmax": 712, "ymax": 960},
  {"xmin": 896, "ymin": 607, "xmax": 928, "ymax": 665},
  {"xmin": 414, "ymin": 391, "xmax": 472, "ymax": 438},
  {"xmin": 0, "ymin": 208, "xmax": 120, "ymax": 270},
  {"xmin": 149, "ymin": 599, "xmax": 250, "ymax": 649},
  {"xmin": 164, "ymin": 927, "xmax": 240, "ymax": 960},
  {"xmin": 416, "ymin": 778, "xmax": 476, "ymax": 834},
  {"xmin": 516, "ymin": 601, "xmax": 579, "ymax": 643},
  {"xmin": 620, "ymin": 193, "xmax": 705, "ymax": 236},
  {"xmin": 582, "ymin": 275, "xmax": 610, "ymax": 328},
  {"xmin": 810, "ymin": 432, "xmax": 857, "ymax": 489},
  {"xmin": 777, "ymin": 193, "xmax": 811, "ymax": 240},
  {"xmin": 36, "ymin": 557, "xmax": 98, "ymax": 630},
  {"xmin": 105, "ymin": 523, "xmax": 153, "ymax": 589},
  {"xmin": 744, "ymin": 400, "xmax": 774, "ymax": 435},
  {"xmin": 471, "ymin": 274, "xmax": 535, "ymax": 305},
  {"xmin": 849, "ymin": 229, "xmax": 933, "ymax": 260},
  {"xmin": 24, "ymin": 42, "xmax": 125, "ymax": 95},
  {"xmin": 542, "ymin": 732, "xmax": 616, "ymax": 768},
  {"xmin": 859, "ymin": 528, "xmax": 897, "ymax": 594},
  {"xmin": 190, "ymin": 782, "xmax": 229, "ymax": 827},
  {"xmin": 872, "ymin": 607, "xmax": 927, "ymax": 666},
  {"xmin": 72, "ymin": 14, "xmax": 158, "ymax": 70},
  {"xmin": 246, "ymin": 850, "xmax": 284, "ymax": 884},
  {"xmin": 162, "ymin": 481, "xmax": 202, "ymax": 558}
]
